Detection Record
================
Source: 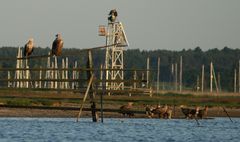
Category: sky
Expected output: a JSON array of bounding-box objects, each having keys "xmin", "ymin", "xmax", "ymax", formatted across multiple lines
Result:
[{"xmin": 0, "ymin": 0, "xmax": 240, "ymax": 51}]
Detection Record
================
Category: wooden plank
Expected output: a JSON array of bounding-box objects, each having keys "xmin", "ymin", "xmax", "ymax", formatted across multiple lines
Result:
[{"xmin": 76, "ymin": 75, "xmax": 94, "ymax": 122}]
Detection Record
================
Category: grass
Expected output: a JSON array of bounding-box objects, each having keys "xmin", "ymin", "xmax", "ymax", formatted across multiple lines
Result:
[{"xmin": 0, "ymin": 90, "xmax": 240, "ymax": 108}]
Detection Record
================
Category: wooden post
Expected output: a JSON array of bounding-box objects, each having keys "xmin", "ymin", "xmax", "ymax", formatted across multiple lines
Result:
[
  {"xmin": 51, "ymin": 62, "xmax": 54, "ymax": 89},
  {"xmin": 101, "ymin": 65, "xmax": 105, "ymax": 123},
  {"xmin": 157, "ymin": 57, "xmax": 160, "ymax": 94},
  {"xmin": 61, "ymin": 58, "xmax": 65, "ymax": 89},
  {"xmin": 76, "ymin": 75, "xmax": 94, "ymax": 122},
  {"xmin": 210, "ymin": 62, "xmax": 213, "ymax": 93},
  {"xmin": 179, "ymin": 56, "xmax": 182, "ymax": 92},
  {"xmin": 19, "ymin": 48, "xmax": 23, "ymax": 88},
  {"xmin": 39, "ymin": 66, "xmax": 42, "ymax": 88},
  {"xmin": 134, "ymin": 70, "xmax": 137, "ymax": 89},
  {"xmin": 8, "ymin": 71, "xmax": 11, "ymax": 87},
  {"xmin": 239, "ymin": 60, "xmax": 240, "ymax": 93},
  {"xmin": 87, "ymin": 50, "xmax": 97, "ymax": 122},
  {"xmin": 100, "ymin": 64, "xmax": 103, "ymax": 88},
  {"xmin": 54, "ymin": 56, "xmax": 58, "ymax": 89},
  {"xmin": 218, "ymin": 72, "xmax": 221, "ymax": 92},
  {"xmin": 212, "ymin": 63, "xmax": 219, "ymax": 92},
  {"xmin": 25, "ymin": 65, "xmax": 29, "ymax": 88},
  {"xmin": 65, "ymin": 57, "xmax": 69, "ymax": 89},
  {"xmin": 72, "ymin": 61, "xmax": 77, "ymax": 89},
  {"xmin": 201, "ymin": 64, "xmax": 205, "ymax": 93},
  {"xmin": 234, "ymin": 69, "xmax": 237, "ymax": 93},
  {"xmin": 142, "ymin": 72, "xmax": 145, "ymax": 87},
  {"xmin": 175, "ymin": 63, "xmax": 178, "ymax": 91},
  {"xmin": 44, "ymin": 52, "xmax": 51, "ymax": 88},
  {"xmin": 196, "ymin": 75, "xmax": 199, "ymax": 92},
  {"xmin": 146, "ymin": 57, "xmax": 149, "ymax": 88}
]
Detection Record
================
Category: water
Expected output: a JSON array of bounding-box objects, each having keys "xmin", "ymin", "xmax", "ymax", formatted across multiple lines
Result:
[{"xmin": 0, "ymin": 117, "xmax": 239, "ymax": 142}]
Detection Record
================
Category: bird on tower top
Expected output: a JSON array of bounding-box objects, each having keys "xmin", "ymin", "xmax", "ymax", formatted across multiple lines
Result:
[
  {"xmin": 24, "ymin": 38, "xmax": 34, "ymax": 57},
  {"xmin": 52, "ymin": 33, "xmax": 64, "ymax": 56},
  {"xmin": 108, "ymin": 9, "xmax": 118, "ymax": 22}
]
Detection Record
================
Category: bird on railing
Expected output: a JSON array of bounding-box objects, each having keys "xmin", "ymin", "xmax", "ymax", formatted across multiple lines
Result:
[
  {"xmin": 24, "ymin": 38, "xmax": 34, "ymax": 57},
  {"xmin": 52, "ymin": 33, "xmax": 64, "ymax": 56}
]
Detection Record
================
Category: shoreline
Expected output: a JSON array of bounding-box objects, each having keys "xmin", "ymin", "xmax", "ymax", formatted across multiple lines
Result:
[{"xmin": 0, "ymin": 107, "xmax": 240, "ymax": 119}]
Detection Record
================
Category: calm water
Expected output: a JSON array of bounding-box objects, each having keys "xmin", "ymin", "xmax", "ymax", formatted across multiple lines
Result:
[{"xmin": 0, "ymin": 117, "xmax": 239, "ymax": 142}]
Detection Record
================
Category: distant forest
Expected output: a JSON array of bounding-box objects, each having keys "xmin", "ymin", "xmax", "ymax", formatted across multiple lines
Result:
[{"xmin": 0, "ymin": 46, "xmax": 240, "ymax": 92}]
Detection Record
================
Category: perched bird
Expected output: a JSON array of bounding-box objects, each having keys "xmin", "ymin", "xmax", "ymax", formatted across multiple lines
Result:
[
  {"xmin": 24, "ymin": 38, "xmax": 34, "ymax": 57},
  {"xmin": 52, "ymin": 33, "xmax": 63, "ymax": 56},
  {"xmin": 108, "ymin": 9, "xmax": 118, "ymax": 22}
]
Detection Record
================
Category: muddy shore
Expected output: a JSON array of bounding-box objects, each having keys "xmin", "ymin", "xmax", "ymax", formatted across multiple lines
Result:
[{"xmin": 0, "ymin": 107, "xmax": 239, "ymax": 119}]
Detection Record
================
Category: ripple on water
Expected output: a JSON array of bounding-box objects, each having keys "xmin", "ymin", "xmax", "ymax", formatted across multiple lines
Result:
[{"xmin": 0, "ymin": 117, "xmax": 239, "ymax": 142}]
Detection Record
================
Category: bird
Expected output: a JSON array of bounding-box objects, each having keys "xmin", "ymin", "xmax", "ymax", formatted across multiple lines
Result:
[
  {"xmin": 119, "ymin": 102, "xmax": 134, "ymax": 117},
  {"xmin": 24, "ymin": 38, "xmax": 34, "ymax": 57},
  {"xmin": 180, "ymin": 105, "xmax": 199, "ymax": 119},
  {"xmin": 180, "ymin": 105, "xmax": 192, "ymax": 118},
  {"xmin": 197, "ymin": 106, "xmax": 208, "ymax": 119},
  {"xmin": 52, "ymin": 33, "xmax": 63, "ymax": 56},
  {"xmin": 108, "ymin": 9, "xmax": 118, "ymax": 22}
]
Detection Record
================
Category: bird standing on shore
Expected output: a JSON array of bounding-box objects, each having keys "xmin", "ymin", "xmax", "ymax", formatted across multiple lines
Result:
[
  {"xmin": 52, "ymin": 33, "xmax": 63, "ymax": 56},
  {"xmin": 24, "ymin": 38, "xmax": 34, "ymax": 57}
]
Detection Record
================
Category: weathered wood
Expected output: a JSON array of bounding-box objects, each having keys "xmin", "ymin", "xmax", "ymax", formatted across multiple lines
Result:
[
  {"xmin": 87, "ymin": 50, "xmax": 98, "ymax": 122},
  {"xmin": 76, "ymin": 75, "xmax": 94, "ymax": 122},
  {"xmin": 0, "ymin": 44, "xmax": 118, "ymax": 61}
]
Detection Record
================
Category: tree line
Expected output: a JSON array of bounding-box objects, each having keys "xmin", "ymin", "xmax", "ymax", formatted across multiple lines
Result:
[{"xmin": 0, "ymin": 46, "xmax": 240, "ymax": 92}]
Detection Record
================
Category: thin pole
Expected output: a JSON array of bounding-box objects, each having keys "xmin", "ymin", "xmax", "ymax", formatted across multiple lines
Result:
[
  {"xmin": 54, "ymin": 57, "xmax": 58, "ymax": 89},
  {"xmin": 100, "ymin": 64, "xmax": 103, "ymax": 88},
  {"xmin": 134, "ymin": 70, "xmax": 137, "ymax": 89},
  {"xmin": 157, "ymin": 57, "xmax": 160, "ymax": 94},
  {"xmin": 212, "ymin": 64, "xmax": 219, "ymax": 92},
  {"xmin": 218, "ymin": 72, "xmax": 221, "ymax": 92},
  {"xmin": 101, "ymin": 65, "xmax": 105, "ymax": 123},
  {"xmin": 146, "ymin": 57, "xmax": 149, "ymax": 88},
  {"xmin": 196, "ymin": 75, "xmax": 199, "ymax": 92},
  {"xmin": 179, "ymin": 56, "xmax": 182, "ymax": 92},
  {"xmin": 8, "ymin": 71, "xmax": 11, "ymax": 87},
  {"xmin": 39, "ymin": 66, "xmax": 42, "ymax": 88},
  {"xmin": 76, "ymin": 75, "xmax": 94, "ymax": 122},
  {"xmin": 210, "ymin": 62, "xmax": 213, "ymax": 93},
  {"xmin": 175, "ymin": 63, "xmax": 178, "ymax": 91},
  {"xmin": 234, "ymin": 69, "xmax": 237, "ymax": 93},
  {"xmin": 239, "ymin": 60, "xmax": 240, "ymax": 93},
  {"xmin": 201, "ymin": 65, "xmax": 204, "ymax": 93}
]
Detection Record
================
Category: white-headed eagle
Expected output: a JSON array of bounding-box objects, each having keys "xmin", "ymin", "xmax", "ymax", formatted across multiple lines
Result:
[
  {"xmin": 52, "ymin": 33, "xmax": 63, "ymax": 56},
  {"xmin": 108, "ymin": 9, "xmax": 118, "ymax": 22},
  {"xmin": 24, "ymin": 38, "xmax": 34, "ymax": 57}
]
